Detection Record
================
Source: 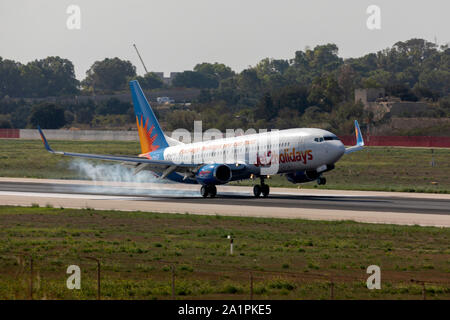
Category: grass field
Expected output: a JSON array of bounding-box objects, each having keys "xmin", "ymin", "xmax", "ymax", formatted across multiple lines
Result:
[
  {"xmin": 0, "ymin": 206, "xmax": 449, "ymax": 300},
  {"xmin": 0, "ymin": 139, "xmax": 449, "ymax": 193}
]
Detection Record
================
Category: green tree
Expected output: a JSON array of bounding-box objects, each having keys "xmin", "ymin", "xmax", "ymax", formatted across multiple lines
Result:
[
  {"xmin": 82, "ymin": 58, "xmax": 136, "ymax": 92},
  {"xmin": 308, "ymin": 74, "xmax": 343, "ymax": 111},
  {"xmin": 10, "ymin": 104, "xmax": 31, "ymax": 128},
  {"xmin": 21, "ymin": 57, "xmax": 79, "ymax": 97},
  {"xmin": 28, "ymin": 103, "xmax": 66, "ymax": 129},
  {"xmin": 0, "ymin": 114, "xmax": 12, "ymax": 128},
  {"xmin": 272, "ymin": 86, "xmax": 310, "ymax": 115},
  {"xmin": 194, "ymin": 62, "xmax": 234, "ymax": 82},
  {"xmin": 165, "ymin": 110, "xmax": 199, "ymax": 131},
  {"xmin": 237, "ymin": 69, "xmax": 261, "ymax": 93},
  {"xmin": 172, "ymin": 71, "xmax": 218, "ymax": 88},
  {"xmin": 337, "ymin": 64, "xmax": 357, "ymax": 101},
  {"xmin": 96, "ymin": 98, "xmax": 132, "ymax": 115},
  {"xmin": 0, "ymin": 58, "xmax": 23, "ymax": 97},
  {"xmin": 255, "ymin": 93, "xmax": 276, "ymax": 120},
  {"xmin": 255, "ymin": 58, "xmax": 290, "ymax": 91},
  {"xmin": 134, "ymin": 72, "xmax": 164, "ymax": 89}
]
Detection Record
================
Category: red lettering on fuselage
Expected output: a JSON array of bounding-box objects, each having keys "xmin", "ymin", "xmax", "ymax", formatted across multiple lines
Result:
[{"xmin": 255, "ymin": 148, "xmax": 313, "ymax": 166}]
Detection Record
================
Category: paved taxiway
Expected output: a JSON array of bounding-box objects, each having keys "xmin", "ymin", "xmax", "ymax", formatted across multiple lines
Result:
[{"xmin": 0, "ymin": 178, "xmax": 449, "ymax": 227}]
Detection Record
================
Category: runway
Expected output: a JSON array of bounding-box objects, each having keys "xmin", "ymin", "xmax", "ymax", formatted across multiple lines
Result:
[{"xmin": 0, "ymin": 178, "xmax": 449, "ymax": 227}]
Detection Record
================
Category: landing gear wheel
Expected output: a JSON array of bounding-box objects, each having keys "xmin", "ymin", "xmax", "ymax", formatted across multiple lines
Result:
[
  {"xmin": 208, "ymin": 185, "xmax": 217, "ymax": 198},
  {"xmin": 253, "ymin": 184, "xmax": 262, "ymax": 197},
  {"xmin": 317, "ymin": 177, "xmax": 327, "ymax": 185},
  {"xmin": 261, "ymin": 184, "xmax": 270, "ymax": 197},
  {"xmin": 200, "ymin": 185, "xmax": 208, "ymax": 198}
]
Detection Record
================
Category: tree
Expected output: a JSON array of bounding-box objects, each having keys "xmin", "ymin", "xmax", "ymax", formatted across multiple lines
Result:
[
  {"xmin": 386, "ymin": 84, "xmax": 418, "ymax": 101},
  {"xmin": 28, "ymin": 103, "xmax": 66, "ymax": 129},
  {"xmin": 332, "ymin": 101, "xmax": 365, "ymax": 133},
  {"xmin": 275, "ymin": 108, "xmax": 302, "ymax": 129},
  {"xmin": 255, "ymin": 58, "xmax": 290, "ymax": 90},
  {"xmin": 272, "ymin": 86, "xmax": 310, "ymax": 115},
  {"xmin": 165, "ymin": 110, "xmax": 199, "ymax": 131},
  {"xmin": 337, "ymin": 64, "xmax": 357, "ymax": 101},
  {"xmin": 172, "ymin": 71, "xmax": 218, "ymax": 88},
  {"xmin": 36, "ymin": 56, "xmax": 79, "ymax": 96},
  {"xmin": 0, "ymin": 114, "xmax": 12, "ymax": 128},
  {"xmin": 82, "ymin": 58, "xmax": 136, "ymax": 92},
  {"xmin": 308, "ymin": 44, "xmax": 343, "ymax": 74},
  {"xmin": 255, "ymin": 93, "xmax": 276, "ymax": 120},
  {"xmin": 96, "ymin": 98, "xmax": 133, "ymax": 115},
  {"xmin": 21, "ymin": 57, "xmax": 79, "ymax": 97},
  {"xmin": 362, "ymin": 70, "xmax": 393, "ymax": 88},
  {"xmin": 308, "ymin": 74, "xmax": 343, "ymax": 111},
  {"xmin": 255, "ymin": 58, "xmax": 289, "ymax": 77},
  {"xmin": 194, "ymin": 63, "xmax": 234, "ymax": 82},
  {"xmin": 0, "ymin": 58, "xmax": 23, "ymax": 97},
  {"xmin": 134, "ymin": 72, "xmax": 164, "ymax": 90},
  {"xmin": 237, "ymin": 69, "xmax": 261, "ymax": 93},
  {"xmin": 10, "ymin": 104, "xmax": 31, "ymax": 128}
]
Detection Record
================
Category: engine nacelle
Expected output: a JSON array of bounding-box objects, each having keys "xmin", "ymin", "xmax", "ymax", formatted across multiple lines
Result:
[
  {"xmin": 285, "ymin": 170, "xmax": 320, "ymax": 184},
  {"xmin": 196, "ymin": 164, "xmax": 232, "ymax": 185},
  {"xmin": 286, "ymin": 164, "xmax": 335, "ymax": 184}
]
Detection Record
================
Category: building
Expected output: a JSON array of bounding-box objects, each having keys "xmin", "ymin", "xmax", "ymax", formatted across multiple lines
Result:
[
  {"xmin": 355, "ymin": 88, "xmax": 429, "ymax": 120},
  {"xmin": 154, "ymin": 72, "xmax": 181, "ymax": 86}
]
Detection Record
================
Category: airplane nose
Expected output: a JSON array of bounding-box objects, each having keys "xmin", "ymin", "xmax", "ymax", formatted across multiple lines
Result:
[
  {"xmin": 338, "ymin": 141, "xmax": 345, "ymax": 155},
  {"xmin": 329, "ymin": 141, "xmax": 345, "ymax": 162}
]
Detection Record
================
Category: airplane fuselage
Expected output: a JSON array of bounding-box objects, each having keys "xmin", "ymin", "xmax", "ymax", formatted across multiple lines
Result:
[
  {"xmin": 38, "ymin": 80, "xmax": 363, "ymax": 198},
  {"xmin": 145, "ymin": 128, "xmax": 346, "ymax": 184}
]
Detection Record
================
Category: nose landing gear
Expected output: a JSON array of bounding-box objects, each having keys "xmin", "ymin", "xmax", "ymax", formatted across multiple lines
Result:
[
  {"xmin": 317, "ymin": 177, "xmax": 327, "ymax": 185},
  {"xmin": 253, "ymin": 176, "xmax": 270, "ymax": 198},
  {"xmin": 200, "ymin": 184, "xmax": 217, "ymax": 198}
]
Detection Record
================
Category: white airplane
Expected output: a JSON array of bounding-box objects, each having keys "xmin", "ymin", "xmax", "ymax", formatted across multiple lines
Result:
[{"xmin": 38, "ymin": 80, "xmax": 364, "ymax": 198}]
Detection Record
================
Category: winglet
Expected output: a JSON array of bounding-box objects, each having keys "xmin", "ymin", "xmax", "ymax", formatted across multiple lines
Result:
[
  {"xmin": 37, "ymin": 126, "xmax": 54, "ymax": 153},
  {"xmin": 345, "ymin": 120, "xmax": 364, "ymax": 154},
  {"xmin": 355, "ymin": 120, "xmax": 364, "ymax": 147}
]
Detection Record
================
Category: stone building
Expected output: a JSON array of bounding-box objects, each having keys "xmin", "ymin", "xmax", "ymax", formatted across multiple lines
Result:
[{"xmin": 355, "ymin": 88, "xmax": 429, "ymax": 120}]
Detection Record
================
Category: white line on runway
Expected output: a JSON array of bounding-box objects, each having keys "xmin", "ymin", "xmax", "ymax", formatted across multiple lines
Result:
[{"xmin": 0, "ymin": 191, "xmax": 142, "ymax": 201}]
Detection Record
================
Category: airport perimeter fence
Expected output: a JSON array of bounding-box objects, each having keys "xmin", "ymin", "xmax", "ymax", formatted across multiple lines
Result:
[{"xmin": 0, "ymin": 252, "xmax": 449, "ymax": 300}]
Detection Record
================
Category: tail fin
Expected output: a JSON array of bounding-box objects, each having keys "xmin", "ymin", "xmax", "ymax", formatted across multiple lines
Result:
[
  {"xmin": 129, "ymin": 80, "xmax": 169, "ymax": 154},
  {"xmin": 354, "ymin": 120, "xmax": 364, "ymax": 147},
  {"xmin": 345, "ymin": 120, "xmax": 364, "ymax": 154}
]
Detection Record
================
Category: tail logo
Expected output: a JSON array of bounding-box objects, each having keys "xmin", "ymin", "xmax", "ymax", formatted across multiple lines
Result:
[{"xmin": 136, "ymin": 115, "xmax": 159, "ymax": 158}]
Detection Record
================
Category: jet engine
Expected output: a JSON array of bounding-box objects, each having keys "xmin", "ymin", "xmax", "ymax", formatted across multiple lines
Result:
[
  {"xmin": 195, "ymin": 164, "xmax": 232, "ymax": 185},
  {"xmin": 285, "ymin": 164, "xmax": 335, "ymax": 184},
  {"xmin": 285, "ymin": 170, "xmax": 320, "ymax": 183}
]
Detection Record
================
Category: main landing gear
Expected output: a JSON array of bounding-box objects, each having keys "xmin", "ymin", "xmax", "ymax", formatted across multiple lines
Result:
[
  {"xmin": 200, "ymin": 184, "xmax": 217, "ymax": 198},
  {"xmin": 317, "ymin": 176, "xmax": 327, "ymax": 185},
  {"xmin": 253, "ymin": 177, "xmax": 270, "ymax": 198}
]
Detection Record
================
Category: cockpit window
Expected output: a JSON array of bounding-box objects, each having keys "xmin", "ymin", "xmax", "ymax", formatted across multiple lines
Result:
[{"xmin": 314, "ymin": 137, "xmax": 324, "ymax": 142}]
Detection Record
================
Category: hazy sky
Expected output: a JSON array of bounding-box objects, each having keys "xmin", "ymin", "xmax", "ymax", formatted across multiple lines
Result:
[{"xmin": 1, "ymin": 0, "xmax": 448, "ymax": 80}]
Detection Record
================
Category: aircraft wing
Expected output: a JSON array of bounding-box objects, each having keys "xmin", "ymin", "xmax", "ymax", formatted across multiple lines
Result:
[
  {"xmin": 344, "ymin": 120, "xmax": 365, "ymax": 154},
  {"xmin": 37, "ymin": 126, "xmax": 195, "ymax": 169}
]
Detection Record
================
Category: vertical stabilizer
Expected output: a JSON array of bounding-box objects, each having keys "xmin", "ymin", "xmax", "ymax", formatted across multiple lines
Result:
[{"xmin": 129, "ymin": 80, "xmax": 169, "ymax": 154}]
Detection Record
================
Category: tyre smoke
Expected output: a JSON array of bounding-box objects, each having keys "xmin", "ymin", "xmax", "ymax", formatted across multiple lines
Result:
[{"xmin": 68, "ymin": 159, "xmax": 199, "ymax": 197}]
